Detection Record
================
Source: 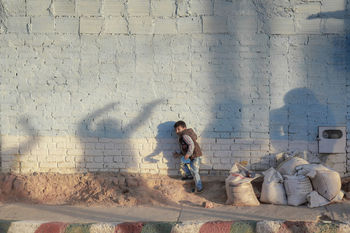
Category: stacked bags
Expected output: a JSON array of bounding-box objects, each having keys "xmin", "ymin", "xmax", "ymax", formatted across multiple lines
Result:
[
  {"xmin": 259, "ymin": 152, "xmax": 343, "ymax": 207},
  {"xmin": 225, "ymin": 152, "xmax": 344, "ymax": 208}
]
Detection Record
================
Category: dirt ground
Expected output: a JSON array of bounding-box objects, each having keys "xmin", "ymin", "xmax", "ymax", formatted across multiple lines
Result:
[
  {"xmin": 0, "ymin": 173, "xmax": 349, "ymax": 208},
  {"xmin": 0, "ymin": 173, "xmax": 230, "ymax": 207}
]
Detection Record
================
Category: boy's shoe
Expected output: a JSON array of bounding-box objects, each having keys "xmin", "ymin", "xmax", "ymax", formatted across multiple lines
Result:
[
  {"xmin": 191, "ymin": 187, "xmax": 204, "ymax": 193},
  {"xmin": 181, "ymin": 176, "xmax": 193, "ymax": 181}
]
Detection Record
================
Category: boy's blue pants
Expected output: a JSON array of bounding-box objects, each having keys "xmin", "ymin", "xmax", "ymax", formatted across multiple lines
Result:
[{"xmin": 180, "ymin": 157, "xmax": 203, "ymax": 190}]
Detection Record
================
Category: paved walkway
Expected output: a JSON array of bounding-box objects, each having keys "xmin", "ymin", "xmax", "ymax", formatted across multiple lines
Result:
[{"xmin": 0, "ymin": 201, "xmax": 349, "ymax": 223}]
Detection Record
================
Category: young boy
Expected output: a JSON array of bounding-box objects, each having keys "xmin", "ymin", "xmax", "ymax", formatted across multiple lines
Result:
[{"xmin": 173, "ymin": 121, "xmax": 203, "ymax": 193}]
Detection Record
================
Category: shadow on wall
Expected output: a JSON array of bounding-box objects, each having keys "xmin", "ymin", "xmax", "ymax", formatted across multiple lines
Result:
[
  {"xmin": 0, "ymin": 116, "xmax": 39, "ymax": 173},
  {"xmin": 77, "ymin": 100, "xmax": 162, "ymax": 172},
  {"xmin": 270, "ymin": 88, "xmax": 335, "ymax": 151},
  {"xmin": 203, "ymin": 99, "xmax": 242, "ymax": 139},
  {"xmin": 306, "ymin": 10, "xmax": 349, "ymax": 173},
  {"xmin": 308, "ymin": 10, "xmax": 348, "ymax": 20},
  {"xmin": 75, "ymin": 100, "xmax": 188, "ymax": 207},
  {"xmin": 201, "ymin": 0, "xmax": 264, "ymax": 171},
  {"xmin": 307, "ymin": 9, "xmax": 350, "ymax": 85},
  {"xmin": 250, "ymin": 88, "xmax": 336, "ymax": 171},
  {"xmin": 78, "ymin": 102, "xmax": 122, "ymax": 139},
  {"xmin": 144, "ymin": 121, "xmax": 177, "ymax": 164},
  {"xmin": 307, "ymin": 9, "xmax": 350, "ymax": 76}
]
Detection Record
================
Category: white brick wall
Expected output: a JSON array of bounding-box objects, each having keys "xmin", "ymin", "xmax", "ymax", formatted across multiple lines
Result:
[
  {"xmin": 26, "ymin": 0, "xmax": 51, "ymax": 16},
  {"xmin": 80, "ymin": 17, "xmax": 104, "ymax": 34},
  {"xmin": 52, "ymin": 0, "xmax": 76, "ymax": 16},
  {"xmin": 1, "ymin": 136, "xmax": 254, "ymax": 174},
  {"xmin": 77, "ymin": 0, "xmax": 101, "ymax": 16},
  {"xmin": 0, "ymin": 0, "xmax": 349, "ymax": 176},
  {"xmin": 31, "ymin": 16, "xmax": 54, "ymax": 33},
  {"xmin": 6, "ymin": 16, "xmax": 29, "ymax": 33},
  {"xmin": 177, "ymin": 17, "xmax": 202, "ymax": 34},
  {"xmin": 1, "ymin": 135, "xmax": 348, "ymax": 176}
]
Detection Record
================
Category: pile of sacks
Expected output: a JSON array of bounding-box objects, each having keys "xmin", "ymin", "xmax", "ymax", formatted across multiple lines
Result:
[{"xmin": 225, "ymin": 151, "xmax": 344, "ymax": 208}]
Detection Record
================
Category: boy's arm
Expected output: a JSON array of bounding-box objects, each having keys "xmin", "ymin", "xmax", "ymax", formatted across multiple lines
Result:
[
  {"xmin": 173, "ymin": 138, "xmax": 184, "ymax": 158},
  {"xmin": 183, "ymin": 135, "xmax": 194, "ymax": 159},
  {"xmin": 173, "ymin": 151, "xmax": 182, "ymax": 158}
]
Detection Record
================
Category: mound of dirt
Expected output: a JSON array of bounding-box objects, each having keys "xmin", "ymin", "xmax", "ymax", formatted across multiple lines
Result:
[{"xmin": 0, "ymin": 173, "xmax": 231, "ymax": 207}]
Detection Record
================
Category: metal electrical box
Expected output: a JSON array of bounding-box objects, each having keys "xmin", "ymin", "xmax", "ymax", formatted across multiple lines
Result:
[{"xmin": 318, "ymin": 126, "xmax": 346, "ymax": 153}]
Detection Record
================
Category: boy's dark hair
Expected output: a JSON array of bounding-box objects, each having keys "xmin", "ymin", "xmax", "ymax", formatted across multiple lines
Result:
[{"xmin": 174, "ymin": 121, "xmax": 186, "ymax": 129}]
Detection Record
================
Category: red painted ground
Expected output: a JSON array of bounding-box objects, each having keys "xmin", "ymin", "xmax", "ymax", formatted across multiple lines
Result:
[
  {"xmin": 34, "ymin": 222, "xmax": 67, "ymax": 233},
  {"xmin": 199, "ymin": 221, "xmax": 233, "ymax": 233},
  {"xmin": 114, "ymin": 222, "xmax": 144, "ymax": 233}
]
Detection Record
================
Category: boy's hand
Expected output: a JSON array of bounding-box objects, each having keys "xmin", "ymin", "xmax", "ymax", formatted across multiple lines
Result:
[
  {"xmin": 184, "ymin": 154, "xmax": 190, "ymax": 160},
  {"xmin": 173, "ymin": 152, "xmax": 181, "ymax": 158}
]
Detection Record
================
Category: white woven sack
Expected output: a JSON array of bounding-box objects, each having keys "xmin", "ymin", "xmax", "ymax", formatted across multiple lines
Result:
[
  {"xmin": 284, "ymin": 175, "xmax": 313, "ymax": 206},
  {"xmin": 225, "ymin": 173, "xmax": 260, "ymax": 206},
  {"xmin": 307, "ymin": 191, "xmax": 329, "ymax": 208},
  {"xmin": 260, "ymin": 168, "xmax": 287, "ymax": 205},
  {"xmin": 277, "ymin": 157, "xmax": 309, "ymax": 175},
  {"xmin": 308, "ymin": 170, "xmax": 341, "ymax": 201}
]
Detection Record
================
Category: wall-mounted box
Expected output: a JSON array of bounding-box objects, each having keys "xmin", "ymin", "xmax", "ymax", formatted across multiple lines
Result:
[{"xmin": 318, "ymin": 126, "xmax": 346, "ymax": 154}]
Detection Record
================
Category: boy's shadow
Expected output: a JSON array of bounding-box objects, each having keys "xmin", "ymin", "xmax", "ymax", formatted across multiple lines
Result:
[
  {"xmin": 144, "ymin": 121, "xmax": 177, "ymax": 170},
  {"xmin": 1, "ymin": 115, "xmax": 39, "ymax": 172}
]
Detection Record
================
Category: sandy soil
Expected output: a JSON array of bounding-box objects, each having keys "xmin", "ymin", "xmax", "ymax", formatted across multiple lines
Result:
[{"xmin": 0, "ymin": 173, "xmax": 234, "ymax": 207}]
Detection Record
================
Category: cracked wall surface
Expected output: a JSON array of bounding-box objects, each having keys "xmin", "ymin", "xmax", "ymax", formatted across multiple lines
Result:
[{"xmin": 0, "ymin": 0, "xmax": 349, "ymax": 176}]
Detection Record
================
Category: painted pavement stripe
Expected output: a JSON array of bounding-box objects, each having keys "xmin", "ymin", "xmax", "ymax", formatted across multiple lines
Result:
[
  {"xmin": 230, "ymin": 221, "xmax": 256, "ymax": 233},
  {"xmin": 89, "ymin": 223, "xmax": 118, "ymax": 233},
  {"xmin": 141, "ymin": 222, "xmax": 175, "ymax": 233},
  {"xmin": 170, "ymin": 221, "xmax": 205, "ymax": 233},
  {"xmin": 7, "ymin": 221, "xmax": 45, "ymax": 233},
  {"xmin": 0, "ymin": 220, "xmax": 12, "ymax": 233},
  {"xmin": 199, "ymin": 221, "xmax": 233, "ymax": 233},
  {"xmin": 114, "ymin": 222, "xmax": 144, "ymax": 233},
  {"xmin": 34, "ymin": 222, "xmax": 67, "ymax": 233},
  {"xmin": 64, "ymin": 223, "xmax": 92, "ymax": 233}
]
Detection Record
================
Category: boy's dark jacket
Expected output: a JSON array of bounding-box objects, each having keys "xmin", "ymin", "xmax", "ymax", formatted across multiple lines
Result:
[{"xmin": 178, "ymin": 128, "xmax": 202, "ymax": 159}]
